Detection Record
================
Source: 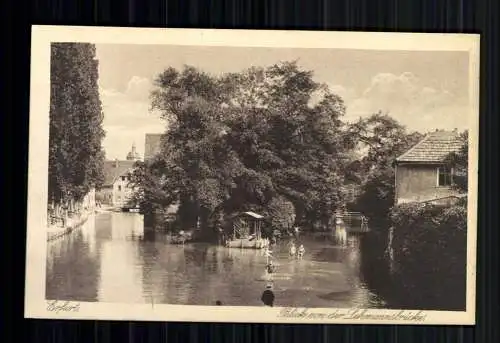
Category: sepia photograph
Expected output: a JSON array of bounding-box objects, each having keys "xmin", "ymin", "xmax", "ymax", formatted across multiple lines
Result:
[{"xmin": 25, "ymin": 26, "xmax": 479, "ymax": 324}]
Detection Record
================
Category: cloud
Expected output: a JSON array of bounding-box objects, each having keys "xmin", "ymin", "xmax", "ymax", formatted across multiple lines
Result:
[
  {"xmin": 309, "ymin": 84, "xmax": 357, "ymax": 108},
  {"xmin": 328, "ymin": 84, "xmax": 357, "ymax": 102},
  {"xmin": 343, "ymin": 72, "xmax": 468, "ymax": 132},
  {"xmin": 99, "ymin": 76, "xmax": 164, "ymax": 160},
  {"xmin": 99, "ymin": 72, "xmax": 469, "ymax": 158},
  {"xmin": 125, "ymin": 76, "xmax": 153, "ymax": 101}
]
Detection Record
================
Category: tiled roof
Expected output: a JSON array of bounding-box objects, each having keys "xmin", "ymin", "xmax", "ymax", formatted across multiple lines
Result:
[
  {"xmin": 144, "ymin": 133, "xmax": 164, "ymax": 160},
  {"xmin": 103, "ymin": 160, "xmax": 136, "ymax": 186},
  {"xmin": 396, "ymin": 130, "xmax": 463, "ymax": 163}
]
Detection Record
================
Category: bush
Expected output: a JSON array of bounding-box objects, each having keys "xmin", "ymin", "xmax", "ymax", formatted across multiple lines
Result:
[
  {"xmin": 388, "ymin": 202, "xmax": 467, "ymax": 310},
  {"xmin": 266, "ymin": 196, "xmax": 296, "ymax": 232}
]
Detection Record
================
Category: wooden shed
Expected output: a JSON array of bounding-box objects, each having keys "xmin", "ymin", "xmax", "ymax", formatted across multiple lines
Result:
[{"xmin": 226, "ymin": 211, "xmax": 269, "ymax": 249}]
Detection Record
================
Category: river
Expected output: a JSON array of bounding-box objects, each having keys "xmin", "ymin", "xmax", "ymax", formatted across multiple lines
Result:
[{"xmin": 46, "ymin": 211, "xmax": 392, "ymax": 308}]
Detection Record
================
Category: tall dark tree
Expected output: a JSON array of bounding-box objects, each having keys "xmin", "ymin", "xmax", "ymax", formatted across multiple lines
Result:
[{"xmin": 48, "ymin": 43, "xmax": 105, "ymax": 206}]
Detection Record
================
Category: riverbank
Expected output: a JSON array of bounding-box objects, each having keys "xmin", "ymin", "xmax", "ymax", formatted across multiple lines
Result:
[
  {"xmin": 95, "ymin": 205, "xmax": 116, "ymax": 213},
  {"xmin": 47, "ymin": 209, "xmax": 95, "ymax": 242}
]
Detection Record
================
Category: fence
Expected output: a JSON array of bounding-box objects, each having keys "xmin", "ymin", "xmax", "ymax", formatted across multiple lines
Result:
[
  {"xmin": 47, "ymin": 189, "xmax": 96, "ymax": 228},
  {"xmin": 336, "ymin": 211, "xmax": 370, "ymax": 233}
]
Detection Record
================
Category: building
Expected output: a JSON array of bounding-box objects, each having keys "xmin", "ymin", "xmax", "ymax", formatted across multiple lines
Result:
[
  {"xmin": 96, "ymin": 144, "xmax": 141, "ymax": 208},
  {"xmin": 394, "ymin": 130, "xmax": 465, "ymax": 206},
  {"xmin": 126, "ymin": 142, "xmax": 141, "ymax": 161},
  {"xmin": 144, "ymin": 133, "xmax": 164, "ymax": 161}
]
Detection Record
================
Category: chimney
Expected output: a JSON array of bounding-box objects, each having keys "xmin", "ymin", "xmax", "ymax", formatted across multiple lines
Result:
[{"xmin": 114, "ymin": 159, "xmax": 119, "ymax": 168}]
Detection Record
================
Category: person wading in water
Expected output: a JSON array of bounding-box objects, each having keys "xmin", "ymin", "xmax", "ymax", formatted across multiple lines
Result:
[
  {"xmin": 265, "ymin": 258, "xmax": 276, "ymax": 282},
  {"xmin": 261, "ymin": 284, "xmax": 275, "ymax": 307},
  {"xmin": 297, "ymin": 244, "xmax": 305, "ymax": 259},
  {"xmin": 289, "ymin": 241, "xmax": 297, "ymax": 258}
]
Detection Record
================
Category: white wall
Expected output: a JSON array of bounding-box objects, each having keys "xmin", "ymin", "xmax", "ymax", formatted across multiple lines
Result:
[{"xmin": 112, "ymin": 172, "xmax": 135, "ymax": 207}]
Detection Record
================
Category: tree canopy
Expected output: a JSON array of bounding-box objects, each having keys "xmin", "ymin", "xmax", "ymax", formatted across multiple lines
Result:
[
  {"xmin": 48, "ymin": 43, "xmax": 105, "ymax": 205},
  {"xmin": 348, "ymin": 113, "xmax": 424, "ymax": 221},
  {"xmin": 131, "ymin": 61, "xmax": 357, "ymax": 234},
  {"xmin": 131, "ymin": 62, "xmax": 450, "ymax": 236}
]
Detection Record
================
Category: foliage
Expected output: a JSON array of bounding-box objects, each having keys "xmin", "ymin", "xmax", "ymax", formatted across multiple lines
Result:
[
  {"xmin": 128, "ymin": 159, "xmax": 174, "ymax": 214},
  {"xmin": 142, "ymin": 61, "xmax": 354, "ymax": 234},
  {"xmin": 48, "ymin": 43, "xmax": 105, "ymax": 205},
  {"xmin": 444, "ymin": 130, "xmax": 469, "ymax": 193},
  {"xmin": 388, "ymin": 201, "xmax": 467, "ymax": 309},
  {"xmin": 348, "ymin": 113, "xmax": 424, "ymax": 221},
  {"xmin": 266, "ymin": 196, "xmax": 296, "ymax": 232}
]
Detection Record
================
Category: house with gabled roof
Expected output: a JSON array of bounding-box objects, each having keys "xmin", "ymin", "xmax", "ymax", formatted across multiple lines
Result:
[
  {"xmin": 96, "ymin": 144, "xmax": 141, "ymax": 208},
  {"xmin": 394, "ymin": 130, "xmax": 466, "ymax": 206}
]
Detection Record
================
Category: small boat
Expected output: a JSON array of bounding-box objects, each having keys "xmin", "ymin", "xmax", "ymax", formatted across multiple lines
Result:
[{"xmin": 121, "ymin": 205, "xmax": 141, "ymax": 213}]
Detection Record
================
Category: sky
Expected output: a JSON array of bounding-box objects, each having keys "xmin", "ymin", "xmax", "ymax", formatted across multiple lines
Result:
[{"xmin": 95, "ymin": 44, "xmax": 471, "ymax": 160}]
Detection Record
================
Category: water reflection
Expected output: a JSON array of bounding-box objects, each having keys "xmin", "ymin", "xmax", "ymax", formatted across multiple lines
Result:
[
  {"xmin": 46, "ymin": 212, "xmax": 386, "ymax": 308},
  {"xmin": 46, "ymin": 216, "xmax": 100, "ymax": 301}
]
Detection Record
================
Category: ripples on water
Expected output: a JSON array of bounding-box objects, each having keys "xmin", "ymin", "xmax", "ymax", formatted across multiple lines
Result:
[{"xmin": 46, "ymin": 212, "xmax": 386, "ymax": 308}]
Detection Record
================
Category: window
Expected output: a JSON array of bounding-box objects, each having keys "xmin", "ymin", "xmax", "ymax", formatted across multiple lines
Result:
[
  {"xmin": 438, "ymin": 166, "xmax": 453, "ymax": 187},
  {"xmin": 121, "ymin": 176, "xmax": 126, "ymax": 181},
  {"xmin": 118, "ymin": 185, "xmax": 121, "ymax": 191}
]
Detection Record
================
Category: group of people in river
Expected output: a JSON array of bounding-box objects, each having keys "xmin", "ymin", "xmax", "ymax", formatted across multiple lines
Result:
[
  {"xmin": 288, "ymin": 241, "xmax": 305, "ymax": 259},
  {"xmin": 258, "ymin": 233, "xmax": 308, "ymax": 307},
  {"xmin": 263, "ymin": 240, "xmax": 306, "ymax": 275},
  {"xmin": 216, "ymin": 225, "xmax": 309, "ymax": 307},
  {"xmin": 214, "ymin": 220, "xmax": 354, "ymax": 307}
]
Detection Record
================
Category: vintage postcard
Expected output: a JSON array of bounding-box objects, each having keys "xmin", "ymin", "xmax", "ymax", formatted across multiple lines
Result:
[{"xmin": 25, "ymin": 26, "xmax": 479, "ymax": 325}]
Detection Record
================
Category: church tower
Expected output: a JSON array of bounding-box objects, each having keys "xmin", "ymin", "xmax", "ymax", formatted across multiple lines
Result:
[{"xmin": 126, "ymin": 142, "xmax": 141, "ymax": 161}]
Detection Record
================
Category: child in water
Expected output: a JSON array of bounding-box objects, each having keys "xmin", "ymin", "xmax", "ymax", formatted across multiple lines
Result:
[
  {"xmin": 265, "ymin": 260, "xmax": 275, "ymax": 281},
  {"xmin": 289, "ymin": 242, "xmax": 297, "ymax": 257},
  {"xmin": 297, "ymin": 244, "xmax": 305, "ymax": 259},
  {"xmin": 266, "ymin": 260, "xmax": 275, "ymax": 274},
  {"xmin": 265, "ymin": 246, "xmax": 273, "ymax": 257},
  {"xmin": 264, "ymin": 246, "xmax": 273, "ymax": 265}
]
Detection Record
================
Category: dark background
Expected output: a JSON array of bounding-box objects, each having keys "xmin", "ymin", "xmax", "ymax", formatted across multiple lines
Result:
[{"xmin": 5, "ymin": 0, "xmax": 499, "ymax": 342}]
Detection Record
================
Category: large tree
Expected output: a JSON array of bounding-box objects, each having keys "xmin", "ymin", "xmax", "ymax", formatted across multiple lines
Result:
[
  {"xmin": 347, "ymin": 113, "xmax": 424, "ymax": 221},
  {"xmin": 48, "ymin": 43, "xmax": 105, "ymax": 205},
  {"xmin": 140, "ymin": 61, "xmax": 355, "ymax": 235}
]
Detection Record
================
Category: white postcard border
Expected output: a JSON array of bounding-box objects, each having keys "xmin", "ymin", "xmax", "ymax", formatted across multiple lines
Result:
[{"xmin": 25, "ymin": 25, "xmax": 480, "ymax": 325}]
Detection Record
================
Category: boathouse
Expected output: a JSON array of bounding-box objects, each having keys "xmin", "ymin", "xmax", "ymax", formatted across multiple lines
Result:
[
  {"xmin": 226, "ymin": 211, "xmax": 269, "ymax": 249},
  {"xmin": 394, "ymin": 130, "xmax": 466, "ymax": 206}
]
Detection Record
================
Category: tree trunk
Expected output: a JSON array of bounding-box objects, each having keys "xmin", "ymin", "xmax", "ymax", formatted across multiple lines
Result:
[
  {"xmin": 178, "ymin": 194, "xmax": 197, "ymax": 229},
  {"xmin": 199, "ymin": 207, "xmax": 211, "ymax": 240}
]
